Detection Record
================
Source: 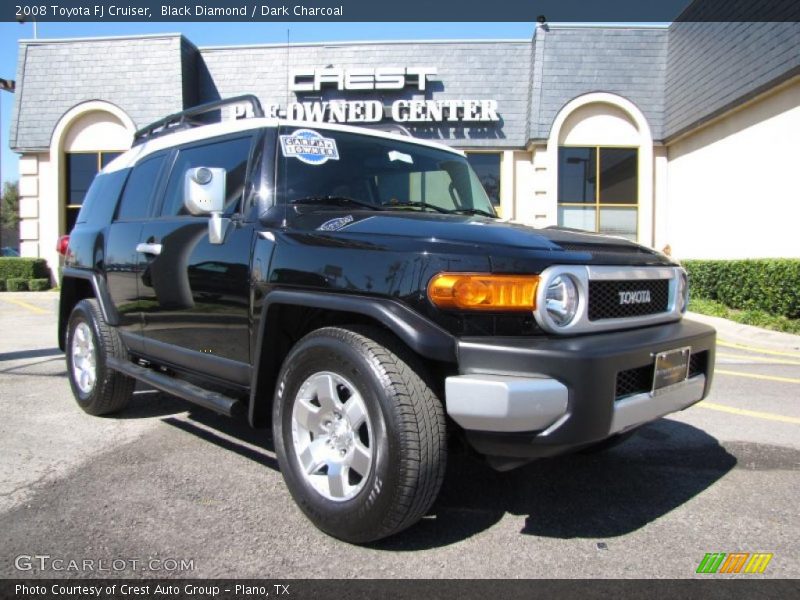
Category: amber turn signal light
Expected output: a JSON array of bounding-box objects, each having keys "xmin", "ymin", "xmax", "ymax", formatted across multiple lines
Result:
[{"xmin": 427, "ymin": 273, "xmax": 539, "ymax": 311}]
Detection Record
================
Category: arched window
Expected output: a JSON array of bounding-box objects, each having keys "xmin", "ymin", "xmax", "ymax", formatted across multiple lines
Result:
[
  {"xmin": 52, "ymin": 103, "xmax": 134, "ymax": 236},
  {"xmin": 547, "ymin": 94, "xmax": 654, "ymax": 244}
]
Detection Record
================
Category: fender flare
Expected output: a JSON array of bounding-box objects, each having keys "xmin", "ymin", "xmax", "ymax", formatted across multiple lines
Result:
[
  {"xmin": 59, "ymin": 268, "xmax": 119, "ymax": 350},
  {"xmin": 248, "ymin": 289, "xmax": 457, "ymax": 425}
]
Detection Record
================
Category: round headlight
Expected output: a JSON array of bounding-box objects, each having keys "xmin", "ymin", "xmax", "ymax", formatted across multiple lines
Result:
[
  {"xmin": 545, "ymin": 274, "xmax": 579, "ymax": 327},
  {"xmin": 677, "ymin": 270, "xmax": 689, "ymax": 313}
]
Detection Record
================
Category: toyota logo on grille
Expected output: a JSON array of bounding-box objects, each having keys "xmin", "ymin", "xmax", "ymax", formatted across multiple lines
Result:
[{"xmin": 618, "ymin": 290, "xmax": 652, "ymax": 305}]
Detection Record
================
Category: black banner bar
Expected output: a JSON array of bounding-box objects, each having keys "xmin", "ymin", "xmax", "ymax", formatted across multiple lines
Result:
[
  {"xmin": 3, "ymin": 579, "xmax": 800, "ymax": 600},
  {"xmin": 4, "ymin": 0, "xmax": 800, "ymax": 23}
]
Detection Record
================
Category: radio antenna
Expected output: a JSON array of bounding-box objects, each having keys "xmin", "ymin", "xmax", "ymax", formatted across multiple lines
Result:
[{"xmin": 285, "ymin": 28, "xmax": 291, "ymax": 112}]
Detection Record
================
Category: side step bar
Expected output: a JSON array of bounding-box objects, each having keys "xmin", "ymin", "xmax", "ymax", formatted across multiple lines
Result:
[{"xmin": 107, "ymin": 357, "xmax": 242, "ymax": 417}]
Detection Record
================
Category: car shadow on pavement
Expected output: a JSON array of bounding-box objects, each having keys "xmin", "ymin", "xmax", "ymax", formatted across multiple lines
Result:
[
  {"xmin": 0, "ymin": 347, "xmax": 63, "ymax": 361},
  {"xmin": 109, "ymin": 390, "xmax": 279, "ymax": 468},
  {"xmin": 112, "ymin": 389, "xmax": 189, "ymax": 419},
  {"xmin": 120, "ymin": 393, "xmax": 737, "ymax": 550},
  {"xmin": 369, "ymin": 418, "xmax": 737, "ymax": 551},
  {"xmin": 161, "ymin": 408, "xmax": 280, "ymax": 472}
]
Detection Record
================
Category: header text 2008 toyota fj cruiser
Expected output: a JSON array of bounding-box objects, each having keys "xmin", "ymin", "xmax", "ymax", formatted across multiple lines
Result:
[{"xmin": 59, "ymin": 96, "xmax": 715, "ymax": 543}]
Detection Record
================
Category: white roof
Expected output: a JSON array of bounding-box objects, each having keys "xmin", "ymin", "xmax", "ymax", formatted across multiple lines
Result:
[{"xmin": 104, "ymin": 118, "xmax": 465, "ymax": 173}]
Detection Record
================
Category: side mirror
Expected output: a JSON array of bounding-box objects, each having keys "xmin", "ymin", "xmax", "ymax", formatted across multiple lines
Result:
[
  {"xmin": 184, "ymin": 167, "xmax": 226, "ymax": 215},
  {"xmin": 183, "ymin": 167, "xmax": 230, "ymax": 245}
]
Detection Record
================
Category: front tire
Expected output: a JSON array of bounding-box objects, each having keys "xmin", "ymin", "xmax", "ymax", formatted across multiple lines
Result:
[
  {"xmin": 273, "ymin": 326, "xmax": 447, "ymax": 543},
  {"xmin": 66, "ymin": 299, "xmax": 134, "ymax": 416}
]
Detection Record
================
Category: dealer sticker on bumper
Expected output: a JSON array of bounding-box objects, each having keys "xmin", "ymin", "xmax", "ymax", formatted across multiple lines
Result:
[{"xmin": 652, "ymin": 346, "xmax": 691, "ymax": 395}]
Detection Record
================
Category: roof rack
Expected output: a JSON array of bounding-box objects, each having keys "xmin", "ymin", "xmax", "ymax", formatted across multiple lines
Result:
[{"xmin": 132, "ymin": 95, "xmax": 265, "ymax": 147}]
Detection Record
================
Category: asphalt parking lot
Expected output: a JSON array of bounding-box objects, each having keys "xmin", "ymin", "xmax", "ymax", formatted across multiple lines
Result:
[{"xmin": 0, "ymin": 292, "xmax": 798, "ymax": 579}]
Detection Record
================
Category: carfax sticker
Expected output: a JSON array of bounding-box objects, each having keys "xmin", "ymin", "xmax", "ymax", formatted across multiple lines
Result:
[{"xmin": 279, "ymin": 129, "xmax": 339, "ymax": 165}]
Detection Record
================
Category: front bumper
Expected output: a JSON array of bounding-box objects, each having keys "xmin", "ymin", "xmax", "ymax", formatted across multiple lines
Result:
[{"xmin": 446, "ymin": 319, "xmax": 715, "ymax": 460}]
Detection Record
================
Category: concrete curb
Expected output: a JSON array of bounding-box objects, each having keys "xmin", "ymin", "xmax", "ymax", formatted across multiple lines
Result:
[
  {"xmin": 686, "ymin": 311, "xmax": 800, "ymax": 353},
  {"xmin": 0, "ymin": 291, "xmax": 59, "ymax": 299}
]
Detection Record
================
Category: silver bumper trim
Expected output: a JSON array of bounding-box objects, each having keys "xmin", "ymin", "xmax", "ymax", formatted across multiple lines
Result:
[
  {"xmin": 610, "ymin": 374, "xmax": 706, "ymax": 434},
  {"xmin": 445, "ymin": 374, "xmax": 568, "ymax": 433}
]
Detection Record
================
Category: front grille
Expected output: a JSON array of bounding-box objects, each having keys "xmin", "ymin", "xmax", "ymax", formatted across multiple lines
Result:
[
  {"xmin": 615, "ymin": 350, "xmax": 709, "ymax": 400},
  {"xmin": 689, "ymin": 351, "xmax": 708, "ymax": 378},
  {"xmin": 615, "ymin": 364, "xmax": 653, "ymax": 399},
  {"xmin": 588, "ymin": 279, "xmax": 669, "ymax": 321}
]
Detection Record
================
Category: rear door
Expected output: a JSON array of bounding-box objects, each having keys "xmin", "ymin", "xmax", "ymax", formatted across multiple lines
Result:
[
  {"xmin": 105, "ymin": 153, "xmax": 169, "ymax": 339},
  {"xmin": 134, "ymin": 134, "xmax": 257, "ymax": 385}
]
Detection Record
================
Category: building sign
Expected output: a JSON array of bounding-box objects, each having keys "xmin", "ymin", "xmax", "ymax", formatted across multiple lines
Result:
[
  {"xmin": 289, "ymin": 67, "xmax": 437, "ymax": 92},
  {"xmin": 232, "ymin": 65, "xmax": 500, "ymax": 124}
]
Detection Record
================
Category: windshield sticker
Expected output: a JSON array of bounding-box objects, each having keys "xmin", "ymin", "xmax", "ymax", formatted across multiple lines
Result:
[
  {"xmin": 388, "ymin": 150, "xmax": 413, "ymax": 164},
  {"xmin": 280, "ymin": 129, "xmax": 339, "ymax": 165},
  {"xmin": 317, "ymin": 215, "xmax": 355, "ymax": 232}
]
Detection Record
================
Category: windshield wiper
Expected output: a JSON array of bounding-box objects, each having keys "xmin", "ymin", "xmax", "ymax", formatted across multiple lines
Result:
[
  {"xmin": 291, "ymin": 196, "xmax": 384, "ymax": 210},
  {"xmin": 449, "ymin": 207, "xmax": 497, "ymax": 218},
  {"xmin": 385, "ymin": 201, "xmax": 451, "ymax": 214}
]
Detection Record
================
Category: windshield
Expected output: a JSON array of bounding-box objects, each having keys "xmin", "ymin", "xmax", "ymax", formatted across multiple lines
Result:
[{"xmin": 276, "ymin": 127, "xmax": 495, "ymax": 216}]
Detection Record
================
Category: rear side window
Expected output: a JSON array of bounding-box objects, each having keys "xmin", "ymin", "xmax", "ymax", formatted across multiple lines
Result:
[
  {"xmin": 160, "ymin": 136, "xmax": 252, "ymax": 217},
  {"xmin": 75, "ymin": 170, "xmax": 129, "ymax": 227},
  {"xmin": 115, "ymin": 155, "xmax": 166, "ymax": 221}
]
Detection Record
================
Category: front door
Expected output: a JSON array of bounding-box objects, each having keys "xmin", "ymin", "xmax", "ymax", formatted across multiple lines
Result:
[{"xmin": 135, "ymin": 134, "xmax": 256, "ymax": 385}]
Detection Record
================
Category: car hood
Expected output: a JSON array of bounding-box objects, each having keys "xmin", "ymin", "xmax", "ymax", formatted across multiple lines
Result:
[{"xmin": 333, "ymin": 212, "xmax": 659, "ymax": 254}]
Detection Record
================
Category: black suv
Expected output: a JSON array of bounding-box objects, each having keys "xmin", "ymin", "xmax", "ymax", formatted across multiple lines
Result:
[{"xmin": 59, "ymin": 96, "xmax": 715, "ymax": 543}]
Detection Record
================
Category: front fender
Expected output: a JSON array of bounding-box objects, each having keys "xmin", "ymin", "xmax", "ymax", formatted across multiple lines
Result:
[{"xmin": 247, "ymin": 289, "xmax": 457, "ymax": 426}]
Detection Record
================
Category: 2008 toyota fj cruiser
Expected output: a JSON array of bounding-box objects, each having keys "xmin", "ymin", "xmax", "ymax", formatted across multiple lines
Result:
[{"xmin": 59, "ymin": 96, "xmax": 715, "ymax": 543}]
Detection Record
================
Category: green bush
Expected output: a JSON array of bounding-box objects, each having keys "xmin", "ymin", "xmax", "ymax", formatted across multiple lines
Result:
[
  {"xmin": 689, "ymin": 297, "xmax": 800, "ymax": 335},
  {"xmin": 0, "ymin": 257, "xmax": 50, "ymax": 281},
  {"xmin": 682, "ymin": 259, "xmax": 800, "ymax": 319},
  {"xmin": 0, "ymin": 280, "xmax": 5, "ymax": 291},
  {"xmin": 6, "ymin": 278, "xmax": 29, "ymax": 292},
  {"xmin": 28, "ymin": 278, "xmax": 51, "ymax": 291}
]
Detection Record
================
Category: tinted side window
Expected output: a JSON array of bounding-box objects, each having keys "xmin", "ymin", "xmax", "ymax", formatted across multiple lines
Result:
[
  {"xmin": 76, "ymin": 170, "xmax": 129, "ymax": 227},
  {"xmin": 115, "ymin": 156, "xmax": 166, "ymax": 221},
  {"xmin": 160, "ymin": 136, "xmax": 252, "ymax": 217}
]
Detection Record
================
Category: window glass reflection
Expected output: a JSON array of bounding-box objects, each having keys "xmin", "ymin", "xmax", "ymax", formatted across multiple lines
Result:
[
  {"xmin": 599, "ymin": 148, "xmax": 637, "ymax": 204},
  {"xmin": 558, "ymin": 147, "xmax": 596, "ymax": 203},
  {"xmin": 66, "ymin": 154, "xmax": 98, "ymax": 206},
  {"xmin": 599, "ymin": 207, "xmax": 637, "ymax": 240},
  {"xmin": 557, "ymin": 146, "xmax": 638, "ymax": 239},
  {"xmin": 466, "ymin": 153, "xmax": 501, "ymax": 207}
]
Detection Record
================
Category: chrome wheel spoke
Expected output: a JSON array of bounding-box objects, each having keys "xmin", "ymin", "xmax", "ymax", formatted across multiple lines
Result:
[
  {"xmin": 343, "ymin": 394, "xmax": 367, "ymax": 428},
  {"xmin": 314, "ymin": 374, "xmax": 341, "ymax": 412},
  {"xmin": 326, "ymin": 463, "xmax": 348, "ymax": 498},
  {"xmin": 294, "ymin": 397, "xmax": 323, "ymax": 433},
  {"xmin": 297, "ymin": 438, "xmax": 327, "ymax": 475},
  {"xmin": 350, "ymin": 441, "xmax": 372, "ymax": 477}
]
